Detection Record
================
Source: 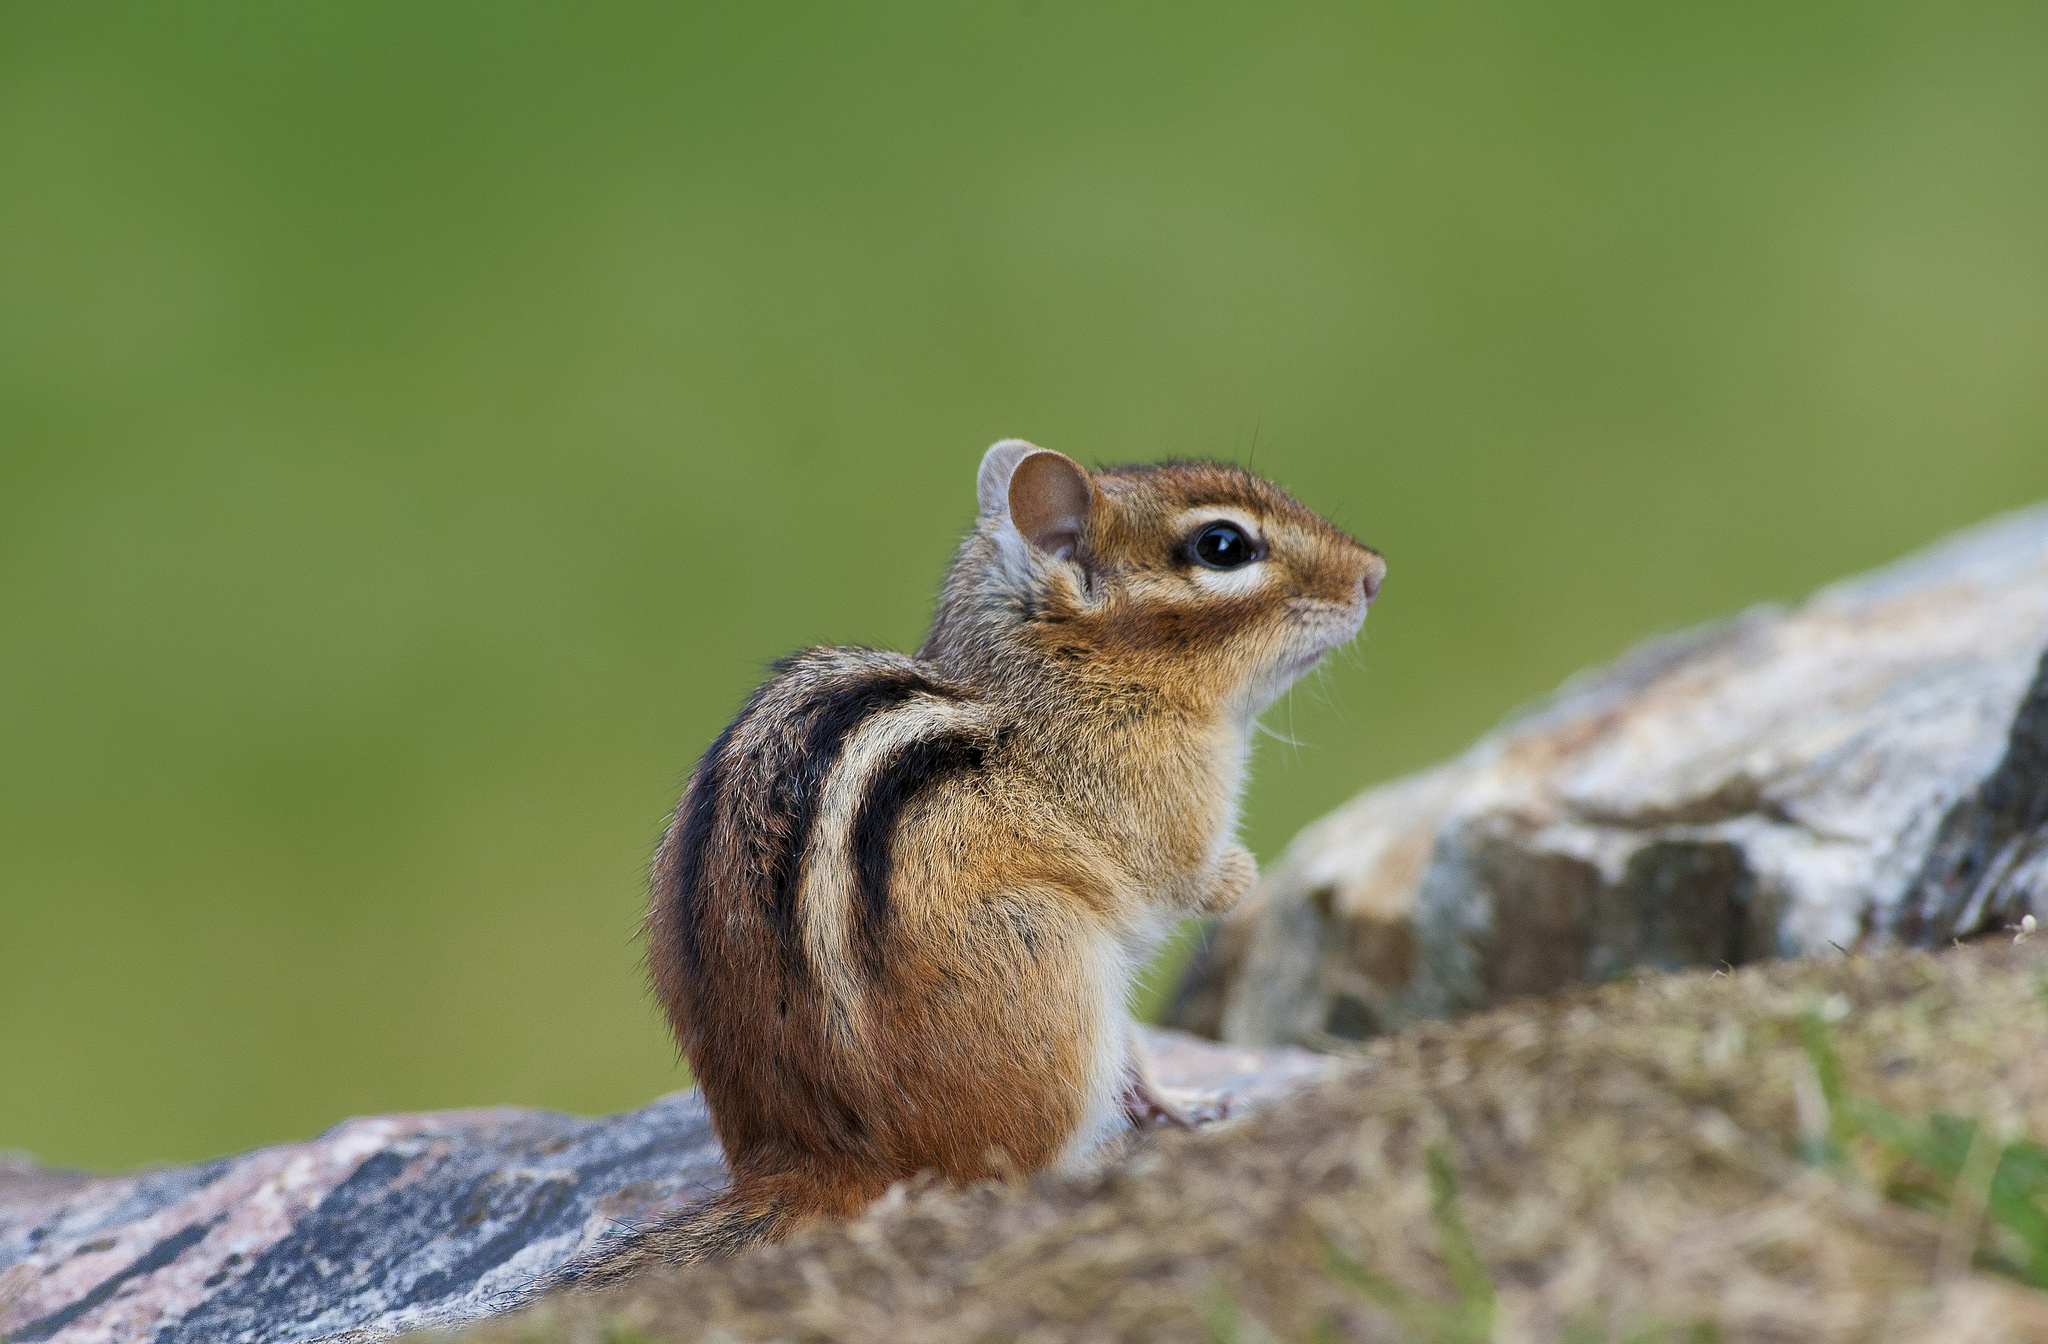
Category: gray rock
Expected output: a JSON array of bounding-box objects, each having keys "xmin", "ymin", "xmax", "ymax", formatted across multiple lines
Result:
[
  {"xmin": 1173, "ymin": 503, "xmax": 2048, "ymax": 1047},
  {"xmin": 0, "ymin": 1030, "xmax": 1326, "ymax": 1344}
]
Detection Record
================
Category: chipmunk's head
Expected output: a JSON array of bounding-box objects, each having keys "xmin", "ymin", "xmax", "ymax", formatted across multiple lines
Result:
[{"xmin": 929, "ymin": 440, "xmax": 1384, "ymax": 720}]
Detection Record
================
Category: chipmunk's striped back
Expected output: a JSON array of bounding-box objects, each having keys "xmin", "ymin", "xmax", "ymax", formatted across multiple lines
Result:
[
  {"xmin": 655, "ymin": 650, "xmax": 971, "ymax": 1002},
  {"xmin": 655, "ymin": 649, "xmax": 961, "ymax": 995}
]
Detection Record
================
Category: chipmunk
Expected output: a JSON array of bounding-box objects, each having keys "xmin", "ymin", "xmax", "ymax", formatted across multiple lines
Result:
[{"xmin": 562, "ymin": 442, "xmax": 1383, "ymax": 1284}]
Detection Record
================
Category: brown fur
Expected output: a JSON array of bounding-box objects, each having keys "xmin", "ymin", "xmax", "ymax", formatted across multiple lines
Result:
[{"xmin": 556, "ymin": 444, "xmax": 1383, "ymax": 1286}]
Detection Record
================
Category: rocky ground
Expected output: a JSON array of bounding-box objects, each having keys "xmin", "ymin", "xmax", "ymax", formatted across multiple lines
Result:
[
  {"xmin": 438, "ymin": 940, "xmax": 2048, "ymax": 1344},
  {"xmin": 12, "ymin": 507, "xmax": 2048, "ymax": 1344}
]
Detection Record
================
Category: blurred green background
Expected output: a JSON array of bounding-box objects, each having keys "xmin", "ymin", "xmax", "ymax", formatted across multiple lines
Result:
[{"xmin": 3, "ymin": 1, "xmax": 2045, "ymax": 1172}]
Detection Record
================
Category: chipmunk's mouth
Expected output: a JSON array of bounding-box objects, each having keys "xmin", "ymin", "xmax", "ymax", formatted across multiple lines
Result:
[
  {"xmin": 1288, "ymin": 598, "xmax": 1368, "ymax": 650},
  {"xmin": 1243, "ymin": 600, "xmax": 1368, "ymax": 715},
  {"xmin": 1241, "ymin": 617, "xmax": 1358, "ymax": 721},
  {"xmin": 1278, "ymin": 646, "xmax": 1329, "ymax": 678}
]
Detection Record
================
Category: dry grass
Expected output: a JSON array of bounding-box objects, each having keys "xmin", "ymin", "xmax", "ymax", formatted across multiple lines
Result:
[{"xmin": 431, "ymin": 943, "xmax": 2048, "ymax": 1344}]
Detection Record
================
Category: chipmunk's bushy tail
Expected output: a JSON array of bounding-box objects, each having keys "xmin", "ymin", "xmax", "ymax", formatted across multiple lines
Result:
[{"xmin": 544, "ymin": 1177, "xmax": 811, "ymax": 1293}]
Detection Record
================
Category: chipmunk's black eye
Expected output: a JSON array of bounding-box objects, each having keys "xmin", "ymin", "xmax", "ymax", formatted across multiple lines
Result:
[{"xmin": 1191, "ymin": 521, "xmax": 1258, "ymax": 570}]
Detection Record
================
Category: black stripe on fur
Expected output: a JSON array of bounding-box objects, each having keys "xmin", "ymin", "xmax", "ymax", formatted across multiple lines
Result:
[
  {"xmin": 760, "ymin": 673, "xmax": 937, "ymax": 972},
  {"xmin": 667, "ymin": 715, "xmax": 741, "ymax": 983},
  {"xmin": 849, "ymin": 729, "xmax": 989, "ymax": 977}
]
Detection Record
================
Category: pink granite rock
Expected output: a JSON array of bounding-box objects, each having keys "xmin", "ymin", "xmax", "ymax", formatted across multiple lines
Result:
[{"xmin": 0, "ymin": 1030, "xmax": 1326, "ymax": 1344}]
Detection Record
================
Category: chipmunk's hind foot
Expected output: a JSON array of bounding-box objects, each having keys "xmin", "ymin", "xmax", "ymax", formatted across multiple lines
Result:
[{"xmin": 1118, "ymin": 1055, "xmax": 1230, "ymax": 1130}]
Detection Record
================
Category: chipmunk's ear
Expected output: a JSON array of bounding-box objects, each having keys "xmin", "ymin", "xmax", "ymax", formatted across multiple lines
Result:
[
  {"xmin": 1007, "ymin": 451, "xmax": 1093, "ymax": 561},
  {"xmin": 978, "ymin": 439, "xmax": 1094, "ymax": 563}
]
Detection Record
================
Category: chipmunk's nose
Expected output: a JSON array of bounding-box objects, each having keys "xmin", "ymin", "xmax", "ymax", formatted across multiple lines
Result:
[{"xmin": 1359, "ymin": 551, "xmax": 1386, "ymax": 607}]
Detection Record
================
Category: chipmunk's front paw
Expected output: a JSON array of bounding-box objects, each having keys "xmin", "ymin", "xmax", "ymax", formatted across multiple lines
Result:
[{"xmin": 1196, "ymin": 844, "xmax": 1258, "ymax": 915}]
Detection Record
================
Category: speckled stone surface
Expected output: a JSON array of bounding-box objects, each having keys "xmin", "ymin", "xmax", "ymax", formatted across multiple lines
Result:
[{"xmin": 0, "ymin": 1029, "xmax": 1327, "ymax": 1344}]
